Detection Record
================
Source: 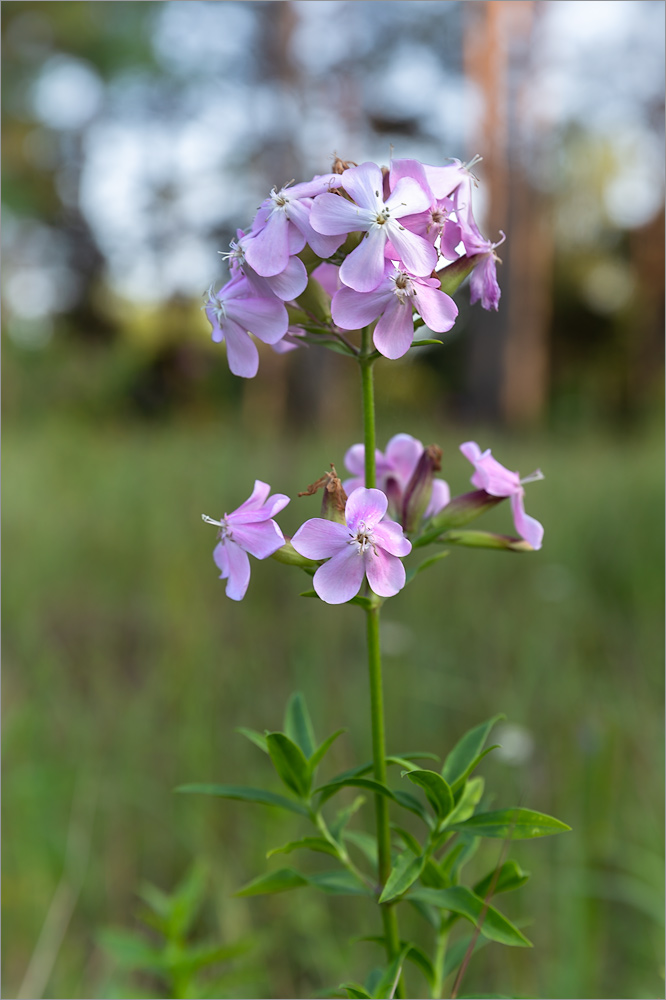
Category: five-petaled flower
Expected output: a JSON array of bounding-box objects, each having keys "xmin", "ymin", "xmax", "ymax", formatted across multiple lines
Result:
[
  {"xmin": 291, "ymin": 487, "xmax": 412, "ymax": 605},
  {"xmin": 460, "ymin": 442, "xmax": 544, "ymax": 549},
  {"xmin": 204, "ymin": 277, "xmax": 288, "ymax": 379},
  {"xmin": 202, "ymin": 481, "xmax": 290, "ymax": 601}
]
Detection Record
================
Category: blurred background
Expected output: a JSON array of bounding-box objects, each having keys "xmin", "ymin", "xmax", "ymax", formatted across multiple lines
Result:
[{"xmin": 2, "ymin": 2, "xmax": 664, "ymax": 998}]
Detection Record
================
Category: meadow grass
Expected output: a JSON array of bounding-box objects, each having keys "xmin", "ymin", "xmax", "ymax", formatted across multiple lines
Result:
[{"xmin": 3, "ymin": 413, "xmax": 663, "ymax": 999}]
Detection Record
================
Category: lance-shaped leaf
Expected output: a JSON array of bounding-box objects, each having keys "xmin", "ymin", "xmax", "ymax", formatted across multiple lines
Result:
[
  {"xmin": 266, "ymin": 732, "xmax": 311, "ymax": 798},
  {"xmin": 235, "ymin": 727, "xmax": 269, "ymax": 753},
  {"xmin": 284, "ymin": 692, "xmax": 316, "ymax": 759},
  {"xmin": 235, "ymin": 867, "xmax": 309, "ymax": 897},
  {"xmin": 267, "ymin": 837, "xmax": 340, "ymax": 860},
  {"xmin": 450, "ymin": 746, "xmax": 500, "ymax": 797},
  {"xmin": 370, "ymin": 944, "xmax": 411, "ymax": 999},
  {"xmin": 308, "ymin": 870, "xmax": 372, "ymax": 896},
  {"xmin": 379, "ymin": 851, "xmax": 425, "ymax": 903},
  {"xmin": 439, "ymin": 777, "xmax": 485, "ymax": 832},
  {"xmin": 175, "ymin": 784, "xmax": 308, "ymax": 817},
  {"xmin": 447, "ymin": 807, "xmax": 571, "ymax": 839},
  {"xmin": 409, "ymin": 885, "xmax": 532, "ymax": 947},
  {"xmin": 343, "ymin": 829, "xmax": 378, "ymax": 867},
  {"xmin": 405, "ymin": 769, "xmax": 454, "ymax": 820},
  {"xmin": 340, "ymin": 984, "xmax": 373, "ymax": 999},
  {"xmin": 473, "ymin": 860, "xmax": 531, "ymax": 899},
  {"xmin": 315, "ymin": 776, "xmax": 397, "ymax": 807},
  {"xmin": 309, "ymin": 728, "xmax": 346, "ymax": 771},
  {"xmin": 442, "ymin": 715, "xmax": 505, "ymax": 785},
  {"xmin": 393, "ymin": 789, "xmax": 433, "ymax": 826},
  {"xmin": 329, "ymin": 795, "xmax": 366, "ymax": 840},
  {"xmin": 361, "ymin": 938, "xmax": 435, "ymax": 991}
]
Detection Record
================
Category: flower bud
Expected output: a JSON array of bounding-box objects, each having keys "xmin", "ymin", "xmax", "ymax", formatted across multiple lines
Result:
[
  {"xmin": 437, "ymin": 253, "xmax": 485, "ymax": 297},
  {"xmin": 271, "ymin": 539, "xmax": 319, "ymax": 569},
  {"xmin": 295, "ymin": 274, "xmax": 331, "ymax": 324},
  {"xmin": 401, "ymin": 444, "xmax": 442, "ymax": 533},
  {"xmin": 298, "ymin": 466, "xmax": 348, "ymax": 524},
  {"xmin": 417, "ymin": 489, "xmax": 504, "ymax": 546}
]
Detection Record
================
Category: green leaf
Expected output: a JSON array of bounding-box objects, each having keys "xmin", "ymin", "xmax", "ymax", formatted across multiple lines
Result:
[
  {"xmin": 358, "ymin": 937, "xmax": 435, "ymax": 990},
  {"xmin": 97, "ymin": 928, "xmax": 164, "ymax": 972},
  {"xmin": 379, "ymin": 851, "xmax": 425, "ymax": 902},
  {"xmin": 342, "ymin": 829, "xmax": 378, "ymax": 868},
  {"xmin": 393, "ymin": 789, "xmax": 433, "ymax": 826},
  {"xmin": 371, "ymin": 944, "xmax": 411, "ymax": 998},
  {"xmin": 411, "ymin": 338, "xmax": 444, "ymax": 347},
  {"xmin": 440, "ymin": 777, "xmax": 484, "ymax": 831},
  {"xmin": 450, "ymin": 746, "xmax": 500, "ymax": 796},
  {"xmin": 266, "ymin": 732, "xmax": 311, "ymax": 797},
  {"xmin": 284, "ymin": 691, "xmax": 317, "ymax": 759},
  {"xmin": 448, "ymin": 807, "xmax": 571, "ymax": 839},
  {"xmin": 391, "ymin": 825, "xmax": 422, "ymax": 857},
  {"xmin": 308, "ymin": 869, "xmax": 371, "ymax": 896},
  {"xmin": 405, "ymin": 550, "xmax": 450, "ymax": 584},
  {"xmin": 235, "ymin": 867, "xmax": 308, "ymax": 897},
  {"xmin": 299, "ymin": 588, "xmax": 319, "ymax": 599},
  {"xmin": 473, "ymin": 860, "xmax": 531, "ymax": 899},
  {"xmin": 405, "ymin": 769, "xmax": 454, "ymax": 820},
  {"xmin": 415, "ymin": 491, "xmax": 504, "ymax": 547},
  {"xmin": 167, "ymin": 862, "xmax": 208, "ymax": 938},
  {"xmin": 267, "ymin": 837, "xmax": 340, "ymax": 860},
  {"xmin": 420, "ymin": 857, "xmax": 448, "ymax": 889},
  {"xmin": 329, "ymin": 795, "xmax": 367, "ymax": 840},
  {"xmin": 235, "ymin": 727, "xmax": 269, "ymax": 753},
  {"xmin": 316, "ymin": 777, "xmax": 397, "ymax": 807},
  {"xmin": 175, "ymin": 783, "xmax": 308, "ymax": 817},
  {"xmin": 443, "ymin": 932, "xmax": 489, "ymax": 978},
  {"xmin": 340, "ymin": 984, "xmax": 373, "ymax": 999},
  {"xmin": 310, "ymin": 728, "xmax": 346, "ymax": 770},
  {"xmin": 409, "ymin": 885, "xmax": 532, "ymax": 947},
  {"xmin": 441, "ymin": 715, "xmax": 505, "ymax": 785}
]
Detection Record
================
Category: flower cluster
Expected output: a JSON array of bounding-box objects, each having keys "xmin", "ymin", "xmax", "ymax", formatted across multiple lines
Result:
[
  {"xmin": 204, "ymin": 157, "xmax": 503, "ymax": 375},
  {"xmin": 204, "ymin": 443, "xmax": 543, "ymax": 602}
]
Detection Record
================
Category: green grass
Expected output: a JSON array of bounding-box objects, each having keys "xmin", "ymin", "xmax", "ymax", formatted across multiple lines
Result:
[{"xmin": 3, "ymin": 414, "xmax": 664, "ymax": 999}]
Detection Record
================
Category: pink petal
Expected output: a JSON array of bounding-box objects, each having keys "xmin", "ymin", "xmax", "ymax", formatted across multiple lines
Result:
[
  {"xmin": 384, "ymin": 434, "xmax": 423, "ymax": 487},
  {"xmin": 222, "ymin": 539, "xmax": 252, "ymax": 601},
  {"xmin": 213, "ymin": 540, "xmax": 229, "ymax": 575},
  {"xmin": 425, "ymin": 478, "xmax": 450, "ymax": 519},
  {"xmin": 372, "ymin": 520, "xmax": 412, "ymax": 557},
  {"xmin": 339, "ymin": 161, "xmax": 384, "ymax": 210},
  {"xmin": 245, "ymin": 209, "xmax": 290, "ymax": 276},
  {"xmin": 235, "ymin": 480, "xmax": 271, "ymax": 512},
  {"xmin": 364, "ymin": 546, "xmax": 406, "ymax": 598},
  {"xmin": 345, "ymin": 487, "xmax": 387, "ymax": 532},
  {"xmin": 266, "ymin": 256, "xmax": 308, "ymax": 300},
  {"xmin": 372, "ymin": 296, "xmax": 414, "ymax": 360},
  {"xmin": 230, "ymin": 519, "xmax": 285, "ymax": 559},
  {"xmin": 339, "ymin": 227, "xmax": 389, "ymax": 292},
  {"xmin": 223, "ymin": 321, "xmax": 259, "ymax": 378},
  {"xmin": 385, "ymin": 175, "xmax": 432, "ymax": 218},
  {"xmin": 313, "ymin": 546, "xmax": 366, "ymax": 604},
  {"xmin": 422, "ymin": 162, "xmax": 467, "ymax": 199},
  {"xmin": 414, "ymin": 283, "xmax": 458, "ymax": 333},
  {"xmin": 227, "ymin": 297, "xmax": 288, "ymax": 345},
  {"xmin": 389, "ymin": 159, "xmax": 433, "ymax": 198},
  {"xmin": 344, "ymin": 443, "xmax": 367, "ymax": 477},
  {"xmin": 511, "ymin": 491, "xmax": 544, "ymax": 550},
  {"xmin": 286, "ymin": 198, "xmax": 345, "ymax": 258},
  {"xmin": 310, "ymin": 192, "xmax": 373, "ymax": 236},
  {"xmin": 291, "ymin": 518, "xmax": 350, "ymax": 560},
  {"xmin": 460, "ymin": 441, "xmax": 482, "ymax": 464},
  {"xmin": 332, "ymin": 284, "xmax": 392, "ymax": 331},
  {"xmin": 387, "ymin": 222, "xmax": 438, "ymax": 278}
]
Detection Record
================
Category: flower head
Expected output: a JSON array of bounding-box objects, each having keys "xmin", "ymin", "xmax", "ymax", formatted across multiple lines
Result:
[
  {"xmin": 460, "ymin": 442, "xmax": 544, "ymax": 549},
  {"xmin": 204, "ymin": 277, "xmax": 289, "ymax": 378},
  {"xmin": 202, "ymin": 480, "xmax": 290, "ymax": 600},
  {"xmin": 291, "ymin": 487, "xmax": 412, "ymax": 604}
]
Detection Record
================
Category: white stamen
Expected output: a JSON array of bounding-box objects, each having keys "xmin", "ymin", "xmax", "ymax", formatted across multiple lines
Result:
[{"xmin": 520, "ymin": 469, "xmax": 544, "ymax": 486}]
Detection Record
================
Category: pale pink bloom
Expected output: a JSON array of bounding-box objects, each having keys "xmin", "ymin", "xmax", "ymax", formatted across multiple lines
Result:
[
  {"xmin": 202, "ymin": 481, "xmax": 290, "ymax": 601},
  {"xmin": 460, "ymin": 442, "xmax": 544, "ymax": 549},
  {"xmin": 204, "ymin": 276, "xmax": 288, "ymax": 378},
  {"xmin": 291, "ymin": 488, "xmax": 411, "ymax": 605}
]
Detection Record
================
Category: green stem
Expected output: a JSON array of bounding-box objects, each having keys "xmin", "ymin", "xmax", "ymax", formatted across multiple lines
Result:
[
  {"xmin": 359, "ymin": 329, "xmax": 405, "ymax": 998},
  {"xmin": 431, "ymin": 924, "xmax": 449, "ymax": 1000}
]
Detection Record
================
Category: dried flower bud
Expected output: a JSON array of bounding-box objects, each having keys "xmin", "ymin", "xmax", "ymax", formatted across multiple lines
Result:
[
  {"xmin": 402, "ymin": 444, "xmax": 442, "ymax": 533},
  {"xmin": 298, "ymin": 465, "xmax": 348, "ymax": 523},
  {"xmin": 332, "ymin": 155, "xmax": 357, "ymax": 174}
]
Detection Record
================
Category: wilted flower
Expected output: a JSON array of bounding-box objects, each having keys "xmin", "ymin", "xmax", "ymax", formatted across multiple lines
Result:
[
  {"xmin": 291, "ymin": 487, "xmax": 412, "ymax": 604},
  {"xmin": 202, "ymin": 481, "xmax": 290, "ymax": 600}
]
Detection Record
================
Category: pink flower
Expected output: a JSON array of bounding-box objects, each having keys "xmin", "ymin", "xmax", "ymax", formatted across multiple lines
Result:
[
  {"xmin": 344, "ymin": 434, "xmax": 450, "ymax": 525},
  {"xmin": 291, "ymin": 487, "xmax": 412, "ymax": 605},
  {"xmin": 310, "ymin": 161, "xmax": 437, "ymax": 292},
  {"xmin": 244, "ymin": 176, "xmax": 344, "ymax": 277},
  {"xmin": 202, "ymin": 481, "xmax": 290, "ymax": 601},
  {"xmin": 332, "ymin": 264, "xmax": 457, "ymax": 360},
  {"xmin": 204, "ymin": 276, "xmax": 288, "ymax": 378},
  {"xmin": 224, "ymin": 230, "xmax": 308, "ymax": 302},
  {"xmin": 460, "ymin": 442, "xmax": 544, "ymax": 549}
]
